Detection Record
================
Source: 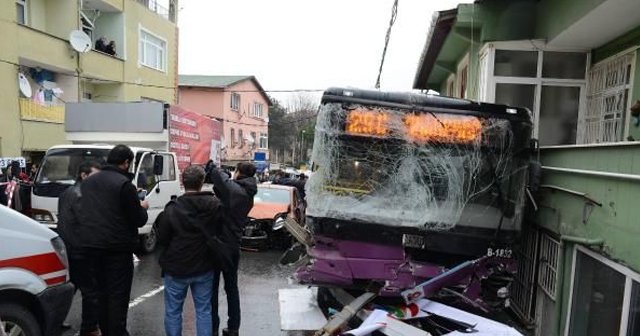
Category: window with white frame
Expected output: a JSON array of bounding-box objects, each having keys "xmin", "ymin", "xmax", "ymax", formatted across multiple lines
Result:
[
  {"xmin": 230, "ymin": 93, "xmax": 241, "ymax": 111},
  {"xmin": 259, "ymin": 132, "xmax": 268, "ymax": 149},
  {"xmin": 139, "ymin": 28, "xmax": 167, "ymax": 71},
  {"xmin": 480, "ymin": 42, "xmax": 588, "ymax": 146},
  {"xmin": 567, "ymin": 246, "xmax": 640, "ymax": 335},
  {"xmin": 16, "ymin": 0, "xmax": 27, "ymax": 25},
  {"xmin": 251, "ymin": 102, "xmax": 264, "ymax": 118},
  {"xmin": 582, "ymin": 51, "xmax": 635, "ymax": 144},
  {"xmin": 230, "ymin": 128, "xmax": 236, "ymax": 148}
]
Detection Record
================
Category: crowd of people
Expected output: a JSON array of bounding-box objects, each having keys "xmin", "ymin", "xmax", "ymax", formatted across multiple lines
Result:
[{"xmin": 53, "ymin": 145, "xmax": 257, "ymax": 336}]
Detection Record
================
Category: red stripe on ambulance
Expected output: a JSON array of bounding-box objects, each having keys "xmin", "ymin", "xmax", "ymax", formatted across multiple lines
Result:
[{"xmin": 0, "ymin": 252, "xmax": 65, "ymax": 276}]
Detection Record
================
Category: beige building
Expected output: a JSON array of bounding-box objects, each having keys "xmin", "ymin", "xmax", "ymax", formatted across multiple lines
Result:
[
  {"xmin": 178, "ymin": 75, "xmax": 271, "ymax": 165},
  {"xmin": 0, "ymin": 0, "xmax": 179, "ymax": 161}
]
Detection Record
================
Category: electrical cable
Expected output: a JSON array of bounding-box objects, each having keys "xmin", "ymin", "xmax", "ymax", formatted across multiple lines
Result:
[
  {"xmin": 375, "ymin": 0, "xmax": 399, "ymax": 89},
  {"xmin": 0, "ymin": 58, "xmax": 325, "ymax": 93}
]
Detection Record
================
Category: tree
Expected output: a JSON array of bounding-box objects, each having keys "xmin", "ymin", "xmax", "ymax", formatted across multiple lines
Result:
[{"xmin": 268, "ymin": 94, "xmax": 319, "ymax": 166}]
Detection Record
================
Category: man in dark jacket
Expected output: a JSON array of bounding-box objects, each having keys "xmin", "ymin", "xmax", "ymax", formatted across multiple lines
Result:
[
  {"xmin": 208, "ymin": 162, "xmax": 257, "ymax": 336},
  {"xmin": 58, "ymin": 160, "xmax": 102, "ymax": 336},
  {"xmin": 156, "ymin": 165, "xmax": 222, "ymax": 336},
  {"xmin": 79, "ymin": 145, "xmax": 149, "ymax": 336}
]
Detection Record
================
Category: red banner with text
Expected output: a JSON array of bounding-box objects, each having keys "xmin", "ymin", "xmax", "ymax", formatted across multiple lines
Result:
[{"xmin": 169, "ymin": 106, "xmax": 222, "ymax": 172}]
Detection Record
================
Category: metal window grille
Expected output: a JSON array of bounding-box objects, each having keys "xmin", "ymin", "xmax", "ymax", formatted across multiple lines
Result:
[
  {"xmin": 537, "ymin": 234, "xmax": 560, "ymax": 300},
  {"xmin": 511, "ymin": 226, "xmax": 539, "ymax": 323},
  {"xmin": 582, "ymin": 52, "xmax": 634, "ymax": 144}
]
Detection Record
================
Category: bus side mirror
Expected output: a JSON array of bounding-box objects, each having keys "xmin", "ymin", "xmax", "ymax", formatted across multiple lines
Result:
[{"xmin": 153, "ymin": 155, "xmax": 164, "ymax": 176}]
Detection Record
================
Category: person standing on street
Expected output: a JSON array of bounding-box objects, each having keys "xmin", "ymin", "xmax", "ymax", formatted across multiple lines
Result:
[
  {"xmin": 208, "ymin": 162, "xmax": 257, "ymax": 336},
  {"xmin": 58, "ymin": 160, "xmax": 102, "ymax": 336},
  {"xmin": 79, "ymin": 145, "xmax": 149, "ymax": 336},
  {"xmin": 156, "ymin": 165, "xmax": 223, "ymax": 336}
]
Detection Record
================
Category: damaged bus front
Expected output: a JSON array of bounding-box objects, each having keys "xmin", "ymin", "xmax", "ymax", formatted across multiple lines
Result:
[{"xmin": 293, "ymin": 88, "xmax": 535, "ymax": 321}]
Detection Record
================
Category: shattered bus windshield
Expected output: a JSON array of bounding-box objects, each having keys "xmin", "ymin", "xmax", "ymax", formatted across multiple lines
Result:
[{"xmin": 306, "ymin": 102, "xmax": 530, "ymax": 231}]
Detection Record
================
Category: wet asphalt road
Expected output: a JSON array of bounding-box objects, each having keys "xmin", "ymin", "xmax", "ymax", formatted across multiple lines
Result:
[{"xmin": 62, "ymin": 250, "xmax": 298, "ymax": 336}]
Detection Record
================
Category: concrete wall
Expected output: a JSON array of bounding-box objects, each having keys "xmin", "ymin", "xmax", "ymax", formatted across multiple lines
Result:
[{"xmin": 177, "ymin": 88, "xmax": 225, "ymax": 118}]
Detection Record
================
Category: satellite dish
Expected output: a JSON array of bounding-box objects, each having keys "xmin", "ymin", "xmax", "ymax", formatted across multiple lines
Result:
[
  {"xmin": 18, "ymin": 73, "xmax": 32, "ymax": 98},
  {"xmin": 69, "ymin": 30, "xmax": 92, "ymax": 53}
]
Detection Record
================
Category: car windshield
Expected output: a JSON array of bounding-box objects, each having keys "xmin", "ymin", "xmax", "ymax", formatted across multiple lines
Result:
[
  {"xmin": 36, "ymin": 148, "xmax": 109, "ymax": 185},
  {"xmin": 255, "ymin": 187, "xmax": 290, "ymax": 204}
]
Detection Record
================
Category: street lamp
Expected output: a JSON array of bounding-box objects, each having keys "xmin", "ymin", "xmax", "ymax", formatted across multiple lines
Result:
[{"xmin": 300, "ymin": 130, "xmax": 306, "ymax": 165}]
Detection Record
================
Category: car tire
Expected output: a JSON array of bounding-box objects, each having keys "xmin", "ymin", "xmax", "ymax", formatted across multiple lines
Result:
[
  {"xmin": 139, "ymin": 228, "xmax": 157, "ymax": 254},
  {"xmin": 0, "ymin": 303, "xmax": 42, "ymax": 336}
]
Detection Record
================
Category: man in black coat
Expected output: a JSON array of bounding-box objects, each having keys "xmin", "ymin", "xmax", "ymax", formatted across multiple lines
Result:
[
  {"xmin": 208, "ymin": 162, "xmax": 257, "ymax": 336},
  {"xmin": 156, "ymin": 165, "xmax": 223, "ymax": 336},
  {"xmin": 58, "ymin": 160, "xmax": 102, "ymax": 336},
  {"xmin": 79, "ymin": 145, "xmax": 149, "ymax": 336}
]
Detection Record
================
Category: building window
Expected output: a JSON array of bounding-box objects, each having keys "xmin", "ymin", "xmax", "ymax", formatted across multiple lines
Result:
[
  {"xmin": 567, "ymin": 246, "xmax": 640, "ymax": 335},
  {"xmin": 250, "ymin": 132, "xmax": 257, "ymax": 149},
  {"xmin": 538, "ymin": 234, "xmax": 560, "ymax": 300},
  {"xmin": 481, "ymin": 42, "xmax": 588, "ymax": 146},
  {"xmin": 16, "ymin": 0, "xmax": 27, "ymax": 25},
  {"xmin": 251, "ymin": 102, "xmax": 264, "ymax": 118},
  {"xmin": 458, "ymin": 67, "xmax": 468, "ymax": 99},
  {"xmin": 238, "ymin": 129, "xmax": 244, "ymax": 148},
  {"xmin": 582, "ymin": 51, "xmax": 635, "ymax": 144},
  {"xmin": 139, "ymin": 28, "xmax": 167, "ymax": 71},
  {"xmin": 230, "ymin": 128, "xmax": 235, "ymax": 148},
  {"xmin": 230, "ymin": 93, "xmax": 241, "ymax": 111},
  {"xmin": 446, "ymin": 75, "xmax": 455, "ymax": 97},
  {"xmin": 259, "ymin": 132, "xmax": 268, "ymax": 149}
]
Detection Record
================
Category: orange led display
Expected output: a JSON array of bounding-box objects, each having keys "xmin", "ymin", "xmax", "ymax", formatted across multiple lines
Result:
[
  {"xmin": 345, "ymin": 109, "xmax": 390, "ymax": 137},
  {"xmin": 404, "ymin": 114, "xmax": 482, "ymax": 143}
]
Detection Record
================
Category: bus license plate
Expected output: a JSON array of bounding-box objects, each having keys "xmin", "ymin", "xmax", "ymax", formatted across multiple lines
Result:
[{"xmin": 402, "ymin": 234, "xmax": 425, "ymax": 249}]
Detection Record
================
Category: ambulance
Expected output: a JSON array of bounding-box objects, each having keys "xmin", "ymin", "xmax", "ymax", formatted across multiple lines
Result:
[{"xmin": 0, "ymin": 205, "xmax": 74, "ymax": 336}]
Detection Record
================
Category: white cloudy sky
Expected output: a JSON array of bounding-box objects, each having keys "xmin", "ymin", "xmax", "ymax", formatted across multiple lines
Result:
[{"xmin": 177, "ymin": 0, "xmax": 470, "ymax": 104}]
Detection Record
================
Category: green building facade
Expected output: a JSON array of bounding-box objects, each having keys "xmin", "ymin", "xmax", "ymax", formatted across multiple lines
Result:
[{"xmin": 414, "ymin": 0, "xmax": 640, "ymax": 334}]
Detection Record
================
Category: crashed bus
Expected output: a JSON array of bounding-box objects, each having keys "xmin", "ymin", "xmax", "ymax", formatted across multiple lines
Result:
[{"xmin": 286, "ymin": 88, "xmax": 535, "ymax": 334}]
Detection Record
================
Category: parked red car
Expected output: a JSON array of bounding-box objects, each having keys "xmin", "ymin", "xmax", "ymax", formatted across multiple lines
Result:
[{"xmin": 242, "ymin": 184, "xmax": 305, "ymax": 249}]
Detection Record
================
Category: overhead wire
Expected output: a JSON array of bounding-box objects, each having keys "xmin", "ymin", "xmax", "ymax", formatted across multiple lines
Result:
[
  {"xmin": 375, "ymin": 0, "xmax": 399, "ymax": 89},
  {"xmin": 0, "ymin": 58, "xmax": 325, "ymax": 93}
]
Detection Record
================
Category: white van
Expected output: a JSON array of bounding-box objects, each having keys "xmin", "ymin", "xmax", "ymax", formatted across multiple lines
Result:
[
  {"xmin": 0, "ymin": 205, "xmax": 74, "ymax": 336},
  {"xmin": 31, "ymin": 144, "xmax": 182, "ymax": 253}
]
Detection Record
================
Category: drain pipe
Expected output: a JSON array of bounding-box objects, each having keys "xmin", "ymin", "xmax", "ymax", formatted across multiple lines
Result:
[{"xmin": 560, "ymin": 235, "xmax": 604, "ymax": 246}]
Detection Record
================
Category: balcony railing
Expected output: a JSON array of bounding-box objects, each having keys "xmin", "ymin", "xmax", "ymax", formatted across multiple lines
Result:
[
  {"xmin": 136, "ymin": 0, "xmax": 176, "ymax": 23},
  {"xmin": 19, "ymin": 98, "xmax": 65, "ymax": 124}
]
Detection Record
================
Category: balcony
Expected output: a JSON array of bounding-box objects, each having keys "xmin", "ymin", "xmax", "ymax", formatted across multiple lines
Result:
[
  {"xmin": 19, "ymin": 98, "xmax": 65, "ymax": 124},
  {"xmin": 81, "ymin": 50, "xmax": 124, "ymax": 83},
  {"xmin": 17, "ymin": 25, "xmax": 75, "ymax": 72},
  {"xmin": 82, "ymin": 0, "xmax": 123, "ymax": 12},
  {"xmin": 136, "ymin": 0, "xmax": 177, "ymax": 23}
]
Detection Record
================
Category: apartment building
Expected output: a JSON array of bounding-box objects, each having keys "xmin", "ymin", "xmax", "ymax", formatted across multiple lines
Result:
[
  {"xmin": 0, "ymin": 0, "xmax": 178, "ymax": 161},
  {"xmin": 178, "ymin": 75, "xmax": 271, "ymax": 165}
]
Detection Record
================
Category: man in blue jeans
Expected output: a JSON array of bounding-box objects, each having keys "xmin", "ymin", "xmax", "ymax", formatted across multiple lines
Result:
[
  {"xmin": 208, "ymin": 163, "xmax": 257, "ymax": 336},
  {"xmin": 156, "ymin": 165, "xmax": 224, "ymax": 336}
]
